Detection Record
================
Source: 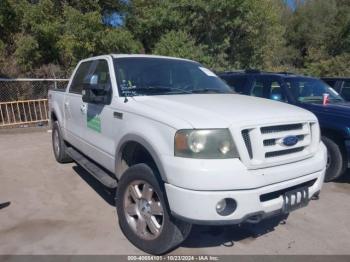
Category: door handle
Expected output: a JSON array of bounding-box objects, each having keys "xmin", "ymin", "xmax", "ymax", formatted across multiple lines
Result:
[{"xmin": 80, "ymin": 104, "xmax": 87, "ymax": 114}]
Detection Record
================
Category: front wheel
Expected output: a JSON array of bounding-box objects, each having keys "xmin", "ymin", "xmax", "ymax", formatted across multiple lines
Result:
[
  {"xmin": 322, "ymin": 136, "xmax": 346, "ymax": 182},
  {"xmin": 116, "ymin": 164, "xmax": 192, "ymax": 255}
]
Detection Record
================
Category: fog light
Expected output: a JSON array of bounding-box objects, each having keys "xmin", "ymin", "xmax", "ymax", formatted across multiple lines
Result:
[
  {"xmin": 215, "ymin": 198, "xmax": 237, "ymax": 216},
  {"xmin": 216, "ymin": 199, "xmax": 227, "ymax": 213}
]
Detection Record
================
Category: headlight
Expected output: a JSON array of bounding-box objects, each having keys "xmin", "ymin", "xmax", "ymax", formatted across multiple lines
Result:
[{"xmin": 174, "ymin": 129, "xmax": 239, "ymax": 159}]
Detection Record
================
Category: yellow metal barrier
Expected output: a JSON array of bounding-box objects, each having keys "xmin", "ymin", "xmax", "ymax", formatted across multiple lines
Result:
[{"xmin": 0, "ymin": 99, "xmax": 49, "ymax": 127}]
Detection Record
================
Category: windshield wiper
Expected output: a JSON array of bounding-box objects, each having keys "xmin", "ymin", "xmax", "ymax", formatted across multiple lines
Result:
[
  {"xmin": 192, "ymin": 88, "xmax": 225, "ymax": 94},
  {"xmin": 129, "ymin": 87, "xmax": 171, "ymax": 92},
  {"xmin": 124, "ymin": 86, "xmax": 192, "ymax": 95}
]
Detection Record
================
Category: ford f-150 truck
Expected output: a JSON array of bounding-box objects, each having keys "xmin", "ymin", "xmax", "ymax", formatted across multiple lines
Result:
[{"xmin": 49, "ymin": 55, "xmax": 326, "ymax": 254}]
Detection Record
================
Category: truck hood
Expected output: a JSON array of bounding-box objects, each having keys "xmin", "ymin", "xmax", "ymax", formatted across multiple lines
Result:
[
  {"xmin": 133, "ymin": 94, "xmax": 316, "ymax": 128},
  {"xmin": 302, "ymin": 102, "xmax": 350, "ymax": 119}
]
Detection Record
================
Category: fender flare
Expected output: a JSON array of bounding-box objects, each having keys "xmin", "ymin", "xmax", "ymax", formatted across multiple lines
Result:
[{"xmin": 115, "ymin": 134, "xmax": 168, "ymax": 182}]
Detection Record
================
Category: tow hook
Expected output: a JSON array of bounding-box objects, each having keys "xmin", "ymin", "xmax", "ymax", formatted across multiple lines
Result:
[{"xmin": 311, "ymin": 191, "xmax": 320, "ymax": 200}]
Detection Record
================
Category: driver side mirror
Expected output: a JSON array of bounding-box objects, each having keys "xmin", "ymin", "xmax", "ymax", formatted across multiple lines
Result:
[{"xmin": 82, "ymin": 74, "xmax": 111, "ymax": 104}]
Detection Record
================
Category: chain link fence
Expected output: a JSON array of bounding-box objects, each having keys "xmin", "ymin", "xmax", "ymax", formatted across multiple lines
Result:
[{"xmin": 0, "ymin": 79, "xmax": 69, "ymax": 128}]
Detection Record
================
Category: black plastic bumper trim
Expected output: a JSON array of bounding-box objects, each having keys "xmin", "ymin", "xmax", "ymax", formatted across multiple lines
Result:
[{"xmin": 171, "ymin": 209, "xmax": 283, "ymax": 226}]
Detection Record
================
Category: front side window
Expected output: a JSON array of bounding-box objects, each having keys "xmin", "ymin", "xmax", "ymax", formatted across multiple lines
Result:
[
  {"xmin": 285, "ymin": 77, "xmax": 344, "ymax": 104},
  {"xmin": 114, "ymin": 58, "xmax": 233, "ymax": 96},
  {"xmin": 70, "ymin": 60, "xmax": 111, "ymax": 94}
]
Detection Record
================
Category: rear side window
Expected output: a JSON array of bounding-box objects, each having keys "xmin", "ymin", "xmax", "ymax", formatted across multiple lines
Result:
[
  {"xmin": 69, "ymin": 60, "xmax": 111, "ymax": 94},
  {"xmin": 251, "ymin": 80, "xmax": 264, "ymax": 97},
  {"xmin": 251, "ymin": 77, "xmax": 285, "ymax": 101},
  {"xmin": 70, "ymin": 61, "xmax": 93, "ymax": 94},
  {"xmin": 341, "ymin": 81, "xmax": 350, "ymax": 101},
  {"xmin": 225, "ymin": 77, "xmax": 247, "ymax": 94}
]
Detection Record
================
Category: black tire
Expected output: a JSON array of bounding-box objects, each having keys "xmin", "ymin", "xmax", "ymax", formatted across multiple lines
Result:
[
  {"xmin": 116, "ymin": 163, "xmax": 192, "ymax": 255},
  {"xmin": 52, "ymin": 121, "xmax": 72, "ymax": 163},
  {"xmin": 322, "ymin": 136, "xmax": 346, "ymax": 182}
]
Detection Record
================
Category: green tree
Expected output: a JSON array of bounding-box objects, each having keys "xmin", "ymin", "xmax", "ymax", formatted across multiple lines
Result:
[
  {"xmin": 14, "ymin": 35, "xmax": 42, "ymax": 71},
  {"xmin": 0, "ymin": 0, "xmax": 140, "ymax": 76},
  {"xmin": 125, "ymin": 0, "xmax": 182, "ymax": 52},
  {"xmin": 100, "ymin": 28, "xmax": 142, "ymax": 54},
  {"xmin": 57, "ymin": 5, "xmax": 103, "ymax": 68},
  {"xmin": 0, "ymin": 0, "xmax": 18, "ymax": 43},
  {"xmin": 284, "ymin": 0, "xmax": 350, "ymax": 75},
  {"xmin": 153, "ymin": 30, "xmax": 214, "ymax": 67},
  {"xmin": 1, "ymin": 0, "xmax": 349, "ymax": 78},
  {"xmin": 127, "ymin": 0, "xmax": 287, "ymax": 70}
]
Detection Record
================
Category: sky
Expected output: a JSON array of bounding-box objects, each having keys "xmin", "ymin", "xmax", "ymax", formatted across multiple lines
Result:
[{"xmin": 285, "ymin": 0, "xmax": 304, "ymax": 10}]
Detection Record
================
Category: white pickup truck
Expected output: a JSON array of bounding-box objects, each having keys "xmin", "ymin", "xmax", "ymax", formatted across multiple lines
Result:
[{"xmin": 49, "ymin": 54, "xmax": 326, "ymax": 254}]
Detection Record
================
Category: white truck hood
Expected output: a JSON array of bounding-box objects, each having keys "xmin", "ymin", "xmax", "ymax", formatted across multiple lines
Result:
[{"xmin": 133, "ymin": 94, "xmax": 317, "ymax": 128}]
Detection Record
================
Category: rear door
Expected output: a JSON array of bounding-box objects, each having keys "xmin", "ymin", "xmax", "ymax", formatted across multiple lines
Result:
[{"xmin": 64, "ymin": 61, "xmax": 92, "ymax": 149}]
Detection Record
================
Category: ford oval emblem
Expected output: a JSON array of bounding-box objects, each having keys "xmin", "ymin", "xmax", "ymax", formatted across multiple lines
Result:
[{"xmin": 282, "ymin": 136, "xmax": 299, "ymax": 146}]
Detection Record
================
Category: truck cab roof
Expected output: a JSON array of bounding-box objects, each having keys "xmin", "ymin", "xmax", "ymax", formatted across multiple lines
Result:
[{"xmin": 80, "ymin": 54, "xmax": 197, "ymax": 63}]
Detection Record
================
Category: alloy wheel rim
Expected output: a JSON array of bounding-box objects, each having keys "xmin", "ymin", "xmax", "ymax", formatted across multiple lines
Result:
[{"xmin": 123, "ymin": 180, "xmax": 164, "ymax": 240}]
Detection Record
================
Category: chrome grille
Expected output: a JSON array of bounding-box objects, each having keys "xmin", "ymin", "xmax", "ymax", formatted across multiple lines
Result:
[
  {"xmin": 263, "ymin": 135, "xmax": 305, "ymax": 147},
  {"xmin": 265, "ymin": 147, "xmax": 304, "ymax": 158},
  {"xmin": 263, "ymin": 138, "xmax": 276, "ymax": 147},
  {"xmin": 240, "ymin": 121, "xmax": 317, "ymax": 168},
  {"xmin": 242, "ymin": 130, "xmax": 253, "ymax": 159},
  {"xmin": 261, "ymin": 124, "xmax": 303, "ymax": 134}
]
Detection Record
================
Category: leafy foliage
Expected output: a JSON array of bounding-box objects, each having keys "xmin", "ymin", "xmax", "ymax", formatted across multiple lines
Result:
[
  {"xmin": 153, "ymin": 30, "xmax": 212, "ymax": 65},
  {"xmin": 0, "ymin": 0, "xmax": 349, "ymax": 78},
  {"xmin": 284, "ymin": 0, "xmax": 350, "ymax": 76}
]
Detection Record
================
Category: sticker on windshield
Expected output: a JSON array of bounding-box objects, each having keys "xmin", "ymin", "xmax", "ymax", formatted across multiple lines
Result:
[{"xmin": 199, "ymin": 67, "xmax": 217, "ymax": 77}]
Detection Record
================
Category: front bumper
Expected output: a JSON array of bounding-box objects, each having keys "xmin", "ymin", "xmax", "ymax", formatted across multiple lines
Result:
[
  {"xmin": 165, "ymin": 168, "xmax": 324, "ymax": 225},
  {"xmin": 164, "ymin": 143, "xmax": 326, "ymax": 225}
]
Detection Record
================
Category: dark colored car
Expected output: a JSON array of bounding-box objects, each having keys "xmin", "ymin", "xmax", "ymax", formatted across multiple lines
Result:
[
  {"xmin": 322, "ymin": 77, "xmax": 350, "ymax": 101},
  {"xmin": 219, "ymin": 70, "xmax": 350, "ymax": 182}
]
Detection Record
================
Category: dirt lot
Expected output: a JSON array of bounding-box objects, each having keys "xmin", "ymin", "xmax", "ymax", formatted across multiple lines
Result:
[{"xmin": 1, "ymin": 129, "xmax": 350, "ymax": 255}]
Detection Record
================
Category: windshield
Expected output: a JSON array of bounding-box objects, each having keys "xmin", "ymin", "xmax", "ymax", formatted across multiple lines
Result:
[
  {"xmin": 285, "ymin": 77, "xmax": 344, "ymax": 104},
  {"xmin": 114, "ymin": 57, "xmax": 233, "ymax": 96}
]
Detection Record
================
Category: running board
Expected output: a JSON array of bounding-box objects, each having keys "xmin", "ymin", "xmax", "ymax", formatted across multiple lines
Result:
[{"xmin": 66, "ymin": 147, "xmax": 118, "ymax": 189}]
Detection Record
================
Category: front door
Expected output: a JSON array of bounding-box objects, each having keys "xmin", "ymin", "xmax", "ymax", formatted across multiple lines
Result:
[{"xmin": 81, "ymin": 59, "xmax": 116, "ymax": 171}]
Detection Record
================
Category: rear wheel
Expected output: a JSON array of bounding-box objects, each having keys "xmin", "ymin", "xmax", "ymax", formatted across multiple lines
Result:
[
  {"xmin": 322, "ymin": 136, "xmax": 346, "ymax": 182},
  {"xmin": 116, "ymin": 164, "xmax": 192, "ymax": 255},
  {"xmin": 52, "ymin": 121, "xmax": 72, "ymax": 163}
]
